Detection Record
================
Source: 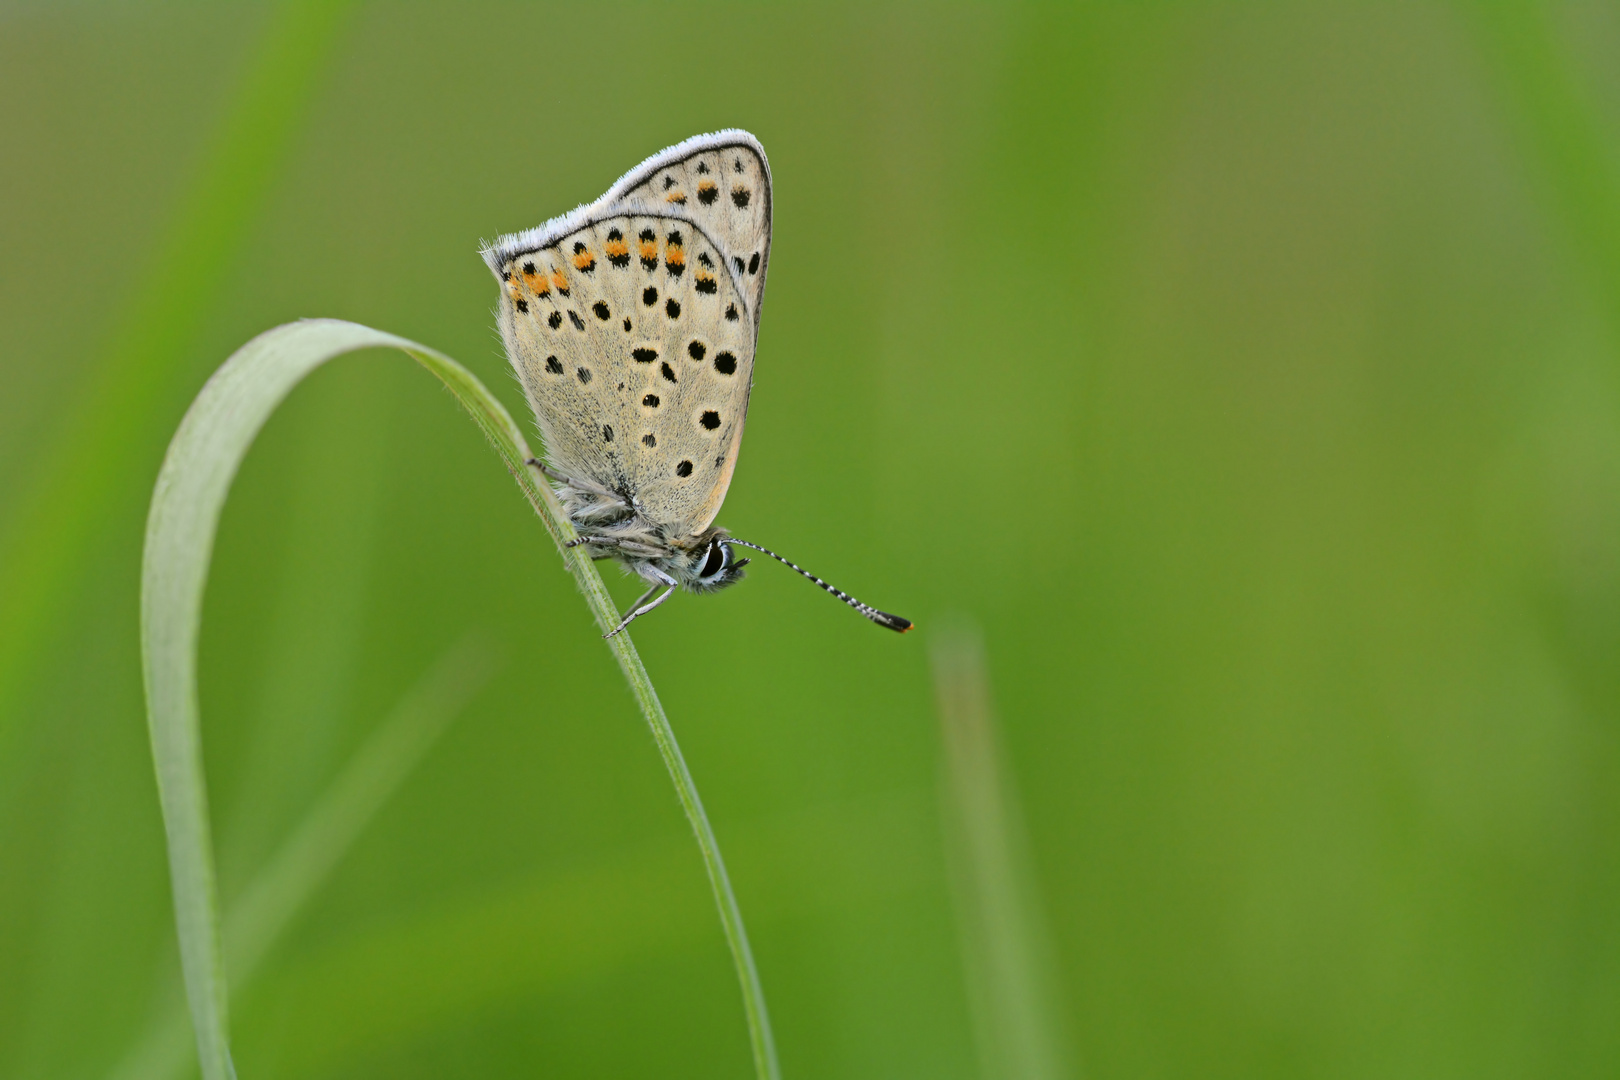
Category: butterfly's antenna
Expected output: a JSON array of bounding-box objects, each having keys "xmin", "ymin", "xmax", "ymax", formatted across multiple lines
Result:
[{"xmin": 727, "ymin": 539, "xmax": 912, "ymax": 633}]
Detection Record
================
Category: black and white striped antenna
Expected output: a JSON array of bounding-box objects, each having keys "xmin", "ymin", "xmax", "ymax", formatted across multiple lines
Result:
[{"xmin": 728, "ymin": 539, "xmax": 912, "ymax": 633}]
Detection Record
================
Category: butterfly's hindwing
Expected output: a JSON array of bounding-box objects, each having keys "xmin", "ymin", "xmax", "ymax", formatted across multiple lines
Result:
[{"xmin": 606, "ymin": 141, "xmax": 771, "ymax": 325}]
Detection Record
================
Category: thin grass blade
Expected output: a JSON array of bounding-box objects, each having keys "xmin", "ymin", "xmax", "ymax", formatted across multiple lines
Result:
[
  {"xmin": 141, "ymin": 319, "xmax": 776, "ymax": 1080},
  {"xmin": 932, "ymin": 622, "xmax": 1073, "ymax": 1080},
  {"xmin": 113, "ymin": 633, "xmax": 496, "ymax": 1080}
]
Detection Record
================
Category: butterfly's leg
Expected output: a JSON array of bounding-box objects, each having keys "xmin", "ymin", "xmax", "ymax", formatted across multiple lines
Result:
[
  {"xmin": 606, "ymin": 580, "xmax": 678, "ymax": 638},
  {"xmin": 565, "ymin": 535, "xmax": 666, "ymax": 557},
  {"xmin": 525, "ymin": 458, "xmax": 626, "ymax": 503},
  {"xmin": 622, "ymin": 582, "xmax": 664, "ymax": 617}
]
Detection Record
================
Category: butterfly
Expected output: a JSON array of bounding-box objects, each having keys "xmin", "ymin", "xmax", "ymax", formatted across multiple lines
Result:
[{"xmin": 483, "ymin": 130, "xmax": 911, "ymax": 637}]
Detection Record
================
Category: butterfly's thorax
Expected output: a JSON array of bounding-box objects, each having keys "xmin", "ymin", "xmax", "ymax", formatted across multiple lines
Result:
[{"xmin": 551, "ymin": 478, "xmax": 741, "ymax": 593}]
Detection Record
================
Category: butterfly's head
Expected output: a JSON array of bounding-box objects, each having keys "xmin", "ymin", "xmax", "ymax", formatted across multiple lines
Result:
[{"xmin": 674, "ymin": 531, "xmax": 750, "ymax": 593}]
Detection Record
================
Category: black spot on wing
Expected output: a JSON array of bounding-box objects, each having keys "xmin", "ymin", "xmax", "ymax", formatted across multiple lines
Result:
[
  {"xmin": 713, "ymin": 351, "xmax": 737, "ymax": 375},
  {"xmin": 632, "ymin": 348, "xmax": 658, "ymax": 363},
  {"xmin": 545, "ymin": 355, "xmax": 563, "ymax": 374},
  {"xmin": 593, "ymin": 301, "xmax": 611, "ymax": 320},
  {"xmin": 676, "ymin": 460, "xmax": 693, "ymax": 477}
]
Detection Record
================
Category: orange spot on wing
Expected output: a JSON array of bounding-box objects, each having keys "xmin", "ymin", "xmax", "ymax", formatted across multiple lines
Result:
[
  {"xmin": 639, "ymin": 238, "xmax": 658, "ymax": 262},
  {"xmin": 665, "ymin": 245, "xmax": 685, "ymax": 268},
  {"xmin": 550, "ymin": 270, "xmax": 568, "ymax": 293},
  {"xmin": 573, "ymin": 249, "xmax": 596, "ymax": 271},
  {"xmin": 605, "ymin": 239, "xmax": 629, "ymax": 258},
  {"xmin": 665, "ymin": 191, "xmax": 687, "ymax": 204}
]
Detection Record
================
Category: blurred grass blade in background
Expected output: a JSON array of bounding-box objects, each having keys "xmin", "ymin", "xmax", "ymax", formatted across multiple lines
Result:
[
  {"xmin": 225, "ymin": 632, "xmax": 499, "ymax": 985},
  {"xmin": 933, "ymin": 622, "xmax": 1072, "ymax": 1080},
  {"xmin": 0, "ymin": 0, "xmax": 356, "ymax": 760},
  {"xmin": 1466, "ymin": 0, "xmax": 1620, "ymax": 327},
  {"xmin": 141, "ymin": 320, "xmax": 777, "ymax": 1080},
  {"xmin": 113, "ymin": 632, "xmax": 498, "ymax": 1080}
]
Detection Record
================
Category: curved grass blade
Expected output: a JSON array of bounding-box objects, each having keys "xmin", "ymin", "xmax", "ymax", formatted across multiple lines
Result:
[{"xmin": 141, "ymin": 319, "xmax": 777, "ymax": 1080}]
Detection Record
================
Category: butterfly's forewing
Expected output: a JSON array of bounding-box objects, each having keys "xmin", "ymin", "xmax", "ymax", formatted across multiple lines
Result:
[
  {"xmin": 493, "ymin": 218, "xmax": 757, "ymax": 538},
  {"xmin": 487, "ymin": 132, "xmax": 772, "ymax": 540}
]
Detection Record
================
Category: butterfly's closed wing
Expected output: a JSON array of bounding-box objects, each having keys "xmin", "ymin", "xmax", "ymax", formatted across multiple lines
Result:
[
  {"xmin": 492, "ymin": 215, "xmax": 756, "ymax": 537},
  {"xmin": 485, "ymin": 132, "xmax": 770, "ymax": 542}
]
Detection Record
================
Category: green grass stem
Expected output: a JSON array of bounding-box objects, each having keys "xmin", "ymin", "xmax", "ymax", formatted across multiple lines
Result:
[{"xmin": 141, "ymin": 320, "xmax": 778, "ymax": 1080}]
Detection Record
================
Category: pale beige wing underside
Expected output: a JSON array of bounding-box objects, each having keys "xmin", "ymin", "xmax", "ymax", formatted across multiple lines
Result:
[
  {"xmin": 608, "ymin": 145, "xmax": 770, "ymax": 321},
  {"xmin": 493, "ymin": 215, "xmax": 755, "ymax": 539}
]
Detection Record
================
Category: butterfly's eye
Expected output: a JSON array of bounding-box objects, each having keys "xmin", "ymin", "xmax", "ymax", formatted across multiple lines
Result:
[{"xmin": 700, "ymin": 539, "xmax": 729, "ymax": 580}]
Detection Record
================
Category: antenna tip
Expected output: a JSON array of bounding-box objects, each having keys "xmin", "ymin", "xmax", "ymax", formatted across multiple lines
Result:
[{"xmin": 877, "ymin": 612, "xmax": 914, "ymax": 633}]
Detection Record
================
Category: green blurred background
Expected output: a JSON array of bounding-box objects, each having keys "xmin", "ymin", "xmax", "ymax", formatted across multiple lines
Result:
[{"xmin": 4, "ymin": 1, "xmax": 1620, "ymax": 1076}]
